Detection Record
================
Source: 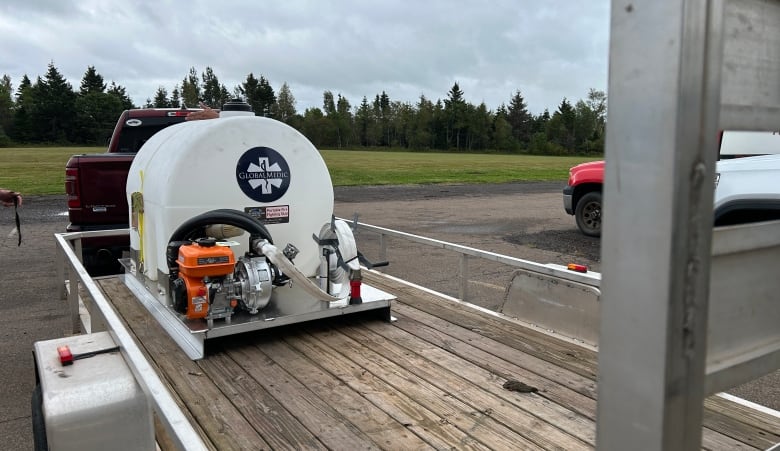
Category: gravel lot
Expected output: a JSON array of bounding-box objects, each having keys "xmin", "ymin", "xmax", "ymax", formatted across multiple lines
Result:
[{"xmin": 0, "ymin": 184, "xmax": 775, "ymax": 449}]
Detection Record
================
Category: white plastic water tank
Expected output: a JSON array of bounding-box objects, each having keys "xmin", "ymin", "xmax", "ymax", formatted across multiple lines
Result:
[{"xmin": 126, "ymin": 116, "xmax": 334, "ymax": 281}]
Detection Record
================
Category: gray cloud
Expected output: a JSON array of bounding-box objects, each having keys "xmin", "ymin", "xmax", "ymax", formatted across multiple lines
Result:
[{"xmin": 0, "ymin": 0, "xmax": 609, "ymax": 114}]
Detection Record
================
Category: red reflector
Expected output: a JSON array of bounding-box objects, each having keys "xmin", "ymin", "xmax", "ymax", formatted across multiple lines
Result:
[
  {"xmin": 167, "ymin": 111, "xmax": 191, "ymax": 117},
  {"xmin": 567, "ymin": 263, "xmax": 588, "ymax": 273},
  {"xmin": 58, "ymin": 346, "xmax": 74, "ymax": 366}
]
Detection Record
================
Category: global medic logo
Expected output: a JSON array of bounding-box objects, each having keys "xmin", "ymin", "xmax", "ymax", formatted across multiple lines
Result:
[{"xmin": 236, "ymin": 147, "xmax": 291, "ymax": 203}]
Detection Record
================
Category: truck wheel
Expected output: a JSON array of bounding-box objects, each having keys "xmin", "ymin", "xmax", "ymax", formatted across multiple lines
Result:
[
  {"xmin": 575, "ymin": 191, "xmax": 602, "ymax": 237},
  {"xmin": 32, "ymin": 384, "xmax": 48, "ymax": 451}
]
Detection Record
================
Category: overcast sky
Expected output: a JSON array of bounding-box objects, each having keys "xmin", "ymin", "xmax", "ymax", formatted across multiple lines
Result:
[{"xmin": 0, "ymin": 0, "xmax": 610, "ymax": 115}]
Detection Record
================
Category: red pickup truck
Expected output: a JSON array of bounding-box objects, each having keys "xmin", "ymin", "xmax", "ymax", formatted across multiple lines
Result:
[
  {"xmin": 65, "ymin": 108, "xmax": 199, "ymax": 274},
  {"xmin": 562, "ymin": 160, "xmax": 604, "ymax": 237}
]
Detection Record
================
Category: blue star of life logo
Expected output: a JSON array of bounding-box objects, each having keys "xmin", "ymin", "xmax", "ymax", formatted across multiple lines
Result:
[{"xmin": 236, "ymin": 147, "xmax": 291, "ymax": 202}]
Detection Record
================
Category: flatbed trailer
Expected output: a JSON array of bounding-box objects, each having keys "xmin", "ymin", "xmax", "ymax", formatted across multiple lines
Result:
[
  {"xmin": 52, "ymin": 229, "xmax": 779, "ymax": 450},
  {"xmin": 38, "ymin": 1, "xmax": 780, "ymax": 449}
]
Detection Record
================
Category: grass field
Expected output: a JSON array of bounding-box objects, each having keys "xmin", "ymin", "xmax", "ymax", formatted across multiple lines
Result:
[{"xmin": 0, "ymin": 146, "xmax": 599, "ymax": 196}]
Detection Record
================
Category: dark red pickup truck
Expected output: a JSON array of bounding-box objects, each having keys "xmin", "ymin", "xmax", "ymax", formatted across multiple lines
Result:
[{"xmin": 65, "ymin": 108, "xmax": 199, "ymax": 274}]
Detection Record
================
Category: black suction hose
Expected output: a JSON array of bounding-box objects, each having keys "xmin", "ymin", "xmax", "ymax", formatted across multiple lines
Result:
[{"xmin": 169, "ymin": 209, "xmax": 273, "ymax": 244}]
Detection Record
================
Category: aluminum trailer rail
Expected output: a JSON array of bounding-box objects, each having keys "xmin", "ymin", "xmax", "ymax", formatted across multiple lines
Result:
[{"xmin": 55, "ymin": 228, "xmax": 779, "ymax": 450}]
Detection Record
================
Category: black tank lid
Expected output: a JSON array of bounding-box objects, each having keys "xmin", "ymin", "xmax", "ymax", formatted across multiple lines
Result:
[{"xmin": 221, "ymin": 99, "xmax": 253, "ymax": 112}]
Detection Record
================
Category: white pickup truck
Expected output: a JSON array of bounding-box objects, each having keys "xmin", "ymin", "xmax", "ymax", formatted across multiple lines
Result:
[
  {"xmin": 714, "ymin": 153, "xmax": 780, "ymax": 226},
  {"xmin": 564, "ymin": 149, "xmax": 780, "ymax": 236}
]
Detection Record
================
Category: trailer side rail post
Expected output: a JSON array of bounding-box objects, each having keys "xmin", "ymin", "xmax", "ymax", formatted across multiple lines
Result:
[
  {"xmin": 459, "ymin": 254, "xmax": 469, "ymax": 302},
  {"xmin": 56, "ymin": 237, "xmax": 66, "ymax": 301},
  {"xmin": 378, "ymin": 232, "xmax": 388, "ymax": 262},
  {"xmin": 67, "ymin": 262, "xmax": 81, "ymax": 335}
]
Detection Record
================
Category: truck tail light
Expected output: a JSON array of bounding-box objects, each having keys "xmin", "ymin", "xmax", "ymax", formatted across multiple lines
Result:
[{"xmin": 65, "ymin": 167, "xmax": 81, "ymax": 209}]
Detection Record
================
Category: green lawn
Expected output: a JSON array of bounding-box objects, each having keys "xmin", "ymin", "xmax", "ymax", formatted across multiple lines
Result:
[{"xmin": 0, "ymin": 146, "xmax": 600, "ymax": 195}]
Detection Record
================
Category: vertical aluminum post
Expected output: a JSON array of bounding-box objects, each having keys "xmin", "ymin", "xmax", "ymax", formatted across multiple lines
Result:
[
  {"xmin": 597, "ymin": 1, "xmax": 723, "ymax": 450},
  {"xmin": 459, "ymin": 254, "xmax": 469, "ymax": 301}
]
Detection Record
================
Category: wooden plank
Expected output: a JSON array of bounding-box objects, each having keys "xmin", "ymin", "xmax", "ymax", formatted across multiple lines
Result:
[
  {"xmin": 224, "ymin": 336, "xmax": 383, "ymax": 450},
  {"xmin": 705, "ymin": 396, "xmax": 780, "ymax": 436},
  {"xmin": 197, "ymin": 346, "xmax": 327, "ymax": 450},
  {"xmin": 365, "ymin": 272, "xmax": 599, "ymax": 379},
  {"xmin": 702, "ymin": 408, "xmax": 779, "ymax": 450},
  {"xmin": 391, "ymin": 303, "xmax": 598, "ymax": 406},
  {"xmin": 365, "ymin": 272, "xmax": 780, "ymax": 449},
  {"xmin": 701, "ymin": 427, "xmax": 762, "ymax": 451},
  {"xmin": 271, "ymin": 327, "xmax": 490, "ymax": 450},
  {"xmin": 346, "ymin": 315, "xmax": 597, "ymax": 445},
  {"xmin": 296, "ymin": 322, "xmax": 588, "ymax": 450},
  {"xmin": 97, "ymin": 273, "xmax": 779, "ymax": 450},
  {"xmin": 249, "ymin": 335, "xmax": 435, "ymax": 450},
  {"xmin": 102, "ymin": 278, "xmax": 269, "ymax": 450}
]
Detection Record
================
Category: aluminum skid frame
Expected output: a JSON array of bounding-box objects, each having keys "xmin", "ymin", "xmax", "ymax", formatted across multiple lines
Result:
[{"xmin": 120, "ymin": 259, "xmax": 394, "ymax": 360}]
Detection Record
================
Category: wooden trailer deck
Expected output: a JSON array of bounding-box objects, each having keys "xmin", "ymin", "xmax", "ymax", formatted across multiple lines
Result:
[{"xmin": 96, "ymin": 272, "xmax": 780, "ymax": 450}]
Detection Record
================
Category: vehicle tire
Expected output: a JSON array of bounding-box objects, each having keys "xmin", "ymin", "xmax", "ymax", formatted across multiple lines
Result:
[
  {"xmin": 575, "ymin": 191, "xmax": 602, "ymax": 237},
  {"xmin": 32, "ymin": 384, "xmax": 48, "ymax": 451}
]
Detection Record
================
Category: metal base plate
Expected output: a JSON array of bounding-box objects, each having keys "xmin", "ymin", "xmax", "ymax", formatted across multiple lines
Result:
[{"xmin": 120, "ymin": 259, "xmax": 394, "ymax": 360}]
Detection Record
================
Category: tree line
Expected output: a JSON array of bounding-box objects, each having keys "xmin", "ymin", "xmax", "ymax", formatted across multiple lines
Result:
[{"xmin": 0, "ymin": 63, "xmax": 606, "ymax": 155}]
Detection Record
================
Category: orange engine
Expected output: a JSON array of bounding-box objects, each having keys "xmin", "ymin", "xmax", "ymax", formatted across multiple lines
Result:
[{"xmin": 176, "ymin": 241, "xmax": 235, "ymax": 320}]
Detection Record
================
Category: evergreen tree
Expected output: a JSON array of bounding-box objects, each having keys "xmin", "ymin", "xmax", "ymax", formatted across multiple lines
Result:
[
  {"xmin": 491, "ymin": 115, "xmax": 515, "ymax": 151},
  {"xmin": 393, "ymin": 101, "xmax": 414, "ymax": 148},
  {"xmin": 319, "ymin": 91, "xmax": 338, "ymax": 146},
  {"xmin": 444, "ymin": 82, "xmax": 467, "ymax": 150},
  {"xmin": 355, "ymin": 96, "xmax": 373, "ymax": 146},
  {"xmin": 201, "ymin": 67, "xmax": 229, "ymax": 108},
  {"xmin": 79, "ymin": 66, "xmax": 106, "ymax": 95},
  {"xmin": 256, "ymin": 76, "xmax": 275, "ymax": 117},
  {"xmin": 34, "ymin": 62, "xmax": 77, "ymax": 142},
  {"xmin": 409, "ymin": 95, "xmax": 433, "ymax": 150},
  {"xmin": 153, "ymin": 86, "xmax": 170, "ymax": 107},
  {"xmin": 507, "ymin": 90, "xmax": 532, "ymax": 147},
  {"xmin": 300, "ymin": 107, "xmax": 327, "ymax": 147},
  {"xmin": 0, "ymin": 75, "xmax": 14, "ymax": 145},
  {"xmin": 73, "ymin": 92, "xmax": 124, "ymax": 145},
  {"xmin": 11, "ymin": 75, "xmax": 34, "ymax": 142},
  {"xmin": 107, "ymin": 81, "xmax": 134, "ymax": 109},
  {"xmin": 335, "ymin": 94, "xmax": 353, "ymax": 147},
  {"xmin": 180, "ymin": 67, "xmax": 200, "ymax": 108},
  {"xmin": 171, "ymin": 85, "xmax": 181, "ymax": 108},
  {"xmin": 469, "ymin": 102, "xmax": 492, "ymax": 151},
  {"xmin": 532, "ymin": 109, "xmax": 551, "ymax": 134},
  {"xmin": 374, "ymin": 91, "xmax": 391, "ymax": 146},
  {"xmin": 432, "ymin": 99, "xmax": 447, "ymax": 149},
  {"xmin": 272, "ymin": 82, "xmax": 297, "ymax": 123},
  {"xmin": 240, "ymin": 73, "xmax": 275, "ymax": 117},
  {"xmin": 546, "ymin": 98, "xmax": 576, "ymax": 153},
  {"xmin": 218, "ymin": 85, "xmax": 231, "ymax": 107},
  {"xmin": 528, "ymin": 109, "xmax": 552, "ymax": 154}
]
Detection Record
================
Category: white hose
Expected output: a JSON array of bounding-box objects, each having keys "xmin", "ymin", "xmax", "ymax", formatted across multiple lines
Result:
[{"xmin": 256, "ymin": 240, "xmax": 345, "ymax": 303}]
